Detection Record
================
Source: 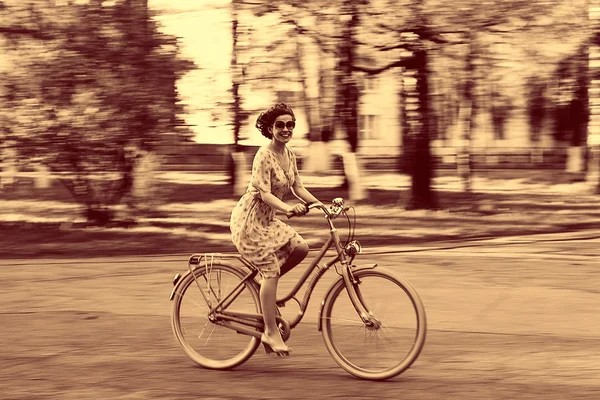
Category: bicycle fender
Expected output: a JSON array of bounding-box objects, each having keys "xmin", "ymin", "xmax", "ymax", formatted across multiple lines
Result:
[
  {"xmin": 317, "ymin": 263, "xmax": 377, "ymax": 332},
  {"xmin": 169, "ymin": 271, "xmax": 189, "ymax": 301},
  {"xmin": 169, "ymin": 262, "xmax": 256, "ymax": 301}
]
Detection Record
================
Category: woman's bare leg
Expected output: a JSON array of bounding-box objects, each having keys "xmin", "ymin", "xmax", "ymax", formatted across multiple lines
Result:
[
  {"xmin": 280, "ymin": 243, "xmax": 309, "ymax": 277},
  {"xmin": 258, "ymin": 243, "xmax": 309, "ymax": 352},
  {"xmin": 259, "ymin": 273, "xmax": 290, "ymax": 352}
]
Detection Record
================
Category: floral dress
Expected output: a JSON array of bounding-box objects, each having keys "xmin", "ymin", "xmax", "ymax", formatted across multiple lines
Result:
[{"xmin": 230, "ymin": 146, "xmax": 306, "ymax": 276}]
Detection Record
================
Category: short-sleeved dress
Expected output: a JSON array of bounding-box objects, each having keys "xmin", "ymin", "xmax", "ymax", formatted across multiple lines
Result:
[{"xmin": 230, "ymin": 146, "xmax": 306, "ymax": 276}]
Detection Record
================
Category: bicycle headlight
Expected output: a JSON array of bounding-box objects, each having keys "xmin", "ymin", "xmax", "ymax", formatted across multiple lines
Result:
[{"xmin": 344, "ymin": 240, "xmax": 362, "ymax": 257}]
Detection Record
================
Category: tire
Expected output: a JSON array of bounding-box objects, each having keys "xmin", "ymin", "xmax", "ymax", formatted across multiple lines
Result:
[
  {"xmin": 171, "ymin": 263, "xmax": 262, "ymax": 370},
  {"xmin": 320, "ymin": 267, "xmax": 427, "ymax": 380}
]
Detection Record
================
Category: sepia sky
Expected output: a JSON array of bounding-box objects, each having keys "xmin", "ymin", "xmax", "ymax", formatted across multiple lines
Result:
[
  {"xmin": 148, "ymin": 0, "xmax": 313, "ymax": 145},
  {"xmin": 149, "ymin": 0, "xmax": 235, "ymax": 144}
]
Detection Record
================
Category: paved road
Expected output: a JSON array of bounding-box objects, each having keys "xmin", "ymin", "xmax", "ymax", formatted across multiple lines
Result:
[{"xmin": 1, "ymin": 236, "xmax": 599, "ymax": 399}]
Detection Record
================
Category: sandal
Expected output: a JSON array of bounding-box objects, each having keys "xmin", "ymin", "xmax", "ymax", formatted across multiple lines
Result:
[{"xmin": 261, "ymin": 334, "xmax": 292, "ymax": 357}]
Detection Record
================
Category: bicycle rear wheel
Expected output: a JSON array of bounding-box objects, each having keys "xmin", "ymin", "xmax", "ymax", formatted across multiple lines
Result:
[
  {"xmin": 320, "ymin": 267, "xmax": 427, "ymax": 380},
  {"xmin": 171, "ymin": 263, "xmax": 261, "ymax": 370}
]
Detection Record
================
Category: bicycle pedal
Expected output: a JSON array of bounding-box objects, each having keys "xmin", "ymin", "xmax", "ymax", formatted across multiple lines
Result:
[
  {"xmin": 262, "ymin": 341, "xmax": 291, "ymax": 357},
  {"xmin": 265, "ymin": 348, "xmax": 290, "ymax": 358}
]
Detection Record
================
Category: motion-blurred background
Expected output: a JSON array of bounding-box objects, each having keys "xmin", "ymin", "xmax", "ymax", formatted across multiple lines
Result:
[
  {"xmin": 1, "ymin": 0, "xmax": 599, "ymax": 255},
  {"xmin": 2, "ymin": 3, "xmax": 600, "ymax": 399}
]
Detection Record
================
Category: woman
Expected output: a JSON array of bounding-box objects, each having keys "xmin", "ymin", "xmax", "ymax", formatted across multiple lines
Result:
[{"xmin": 230, "ymin": 102, "xmax": 321, "ymax": 356}]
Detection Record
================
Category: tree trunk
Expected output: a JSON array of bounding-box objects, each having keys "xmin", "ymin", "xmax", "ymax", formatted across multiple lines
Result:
[
  {"xmin": 458, "ymin": 36, "xmax": 475, "ymax": 194},
  {"xmin": 304, "ymin": 28, "xmax": 336, "ymax": 174},
  {"xmin": 337, "ymin": 0, "xmax": 365, "ymax": 201},
  {"xmin": 588, "ymin": 1, "xmax": 600, "ymax": 192},
  {"xmin": 406, "ymin": 50, "xmax": 438, "ymax": 210},
  {"xmin": 295, "ymin": 30, "xmax": 331, "ymax": 175},
  {"xmin": 305, "ymin": 14, "xmax": 334, "ymax": 175},
  {"xmin": 318, "ymin": 22, "xmax": 336, "ymax": 144},
  {"xmin": 295, "ymin": 32, "xmax": 312, "ymax": 137},
  {"xmin": 596, "ymin": 147, "xmax": 600, "ymax": 194},
  {"xmin": 398, "ymin": 68, "xmax": 410, "ymax": 173},
  {"xmin": 456, "ymin": 100, "xmax": 472, "ymax": 193},
  {"xmin": 566, "ymin": 51, "xmax": 589, "ymax": 180},
  {"xmin": 230, "ymin": 0, "xmax": 247, "ymax": 196}
]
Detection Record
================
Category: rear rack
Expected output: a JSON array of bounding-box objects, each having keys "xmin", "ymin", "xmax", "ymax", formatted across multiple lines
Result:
[{"xmin": 187, "ymin": 253, "xmax": 257, "ymax": 274}]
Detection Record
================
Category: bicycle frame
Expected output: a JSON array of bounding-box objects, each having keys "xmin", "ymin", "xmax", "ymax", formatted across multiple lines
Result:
[{"xmin": 171, "ymin": 201, "xmax": 377, "ymax": 339}]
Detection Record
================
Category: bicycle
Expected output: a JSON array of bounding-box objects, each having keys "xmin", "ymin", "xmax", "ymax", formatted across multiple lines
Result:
[{"xmin": 169, "ymin": 198, "xmax": 427, "ymax": 381}]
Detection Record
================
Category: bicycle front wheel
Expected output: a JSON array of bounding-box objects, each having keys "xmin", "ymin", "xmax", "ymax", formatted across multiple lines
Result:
[
  {"xmin": 171, "ymin": 263, "xmax": 261, "ymax": 370},
  {"xmin": 320, "ymin": 267, "xmax": 427, "ymax": 381}
]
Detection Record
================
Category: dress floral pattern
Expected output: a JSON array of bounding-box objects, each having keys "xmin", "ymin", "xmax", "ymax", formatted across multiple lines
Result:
[{"xmin": 230, "ymin": 146, "xmax": 306, "ymax": 276}]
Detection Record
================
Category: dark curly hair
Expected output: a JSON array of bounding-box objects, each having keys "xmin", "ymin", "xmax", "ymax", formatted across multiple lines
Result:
[{"xmin": 255, "ymin": 102, "xmax": 296, "ymax": 139}]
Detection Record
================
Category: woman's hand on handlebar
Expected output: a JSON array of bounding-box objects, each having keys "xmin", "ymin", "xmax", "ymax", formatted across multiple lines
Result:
[{"xmin": 286, "ymin": 203, "xmax": 308, "ymax": 218}]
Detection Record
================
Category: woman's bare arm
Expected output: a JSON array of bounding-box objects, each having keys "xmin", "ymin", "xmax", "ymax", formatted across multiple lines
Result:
[
  {"xmin": 292, "ymin": 183, "xmax": 320, "ymax": 205},
  {"xmin": 260, "ymin": 191, "xmax": 294, "ymax": 214}
]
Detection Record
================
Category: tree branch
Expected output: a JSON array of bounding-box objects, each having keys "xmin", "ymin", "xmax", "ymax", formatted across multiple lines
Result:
[
  {"xmin": 352, "ymin": 56, "xmax": 416, "ymax": 75},
  {"xmin": 0, "ymin": 26, "xmax": 53, "ymax": 40},
  {"xmin": 280, "ymin": 19, "xmax": 338, "ymax": 55},
  {"xmin": 372, "ymin": 43, "xmax": 406, "ymax": 52},
  {"xmin": 263, "ymin": 38, "xmax": 288, "ymax": 53},
  {"xmin": 375, "ymin": 17, "xmax": 540, "ymax": 40}
]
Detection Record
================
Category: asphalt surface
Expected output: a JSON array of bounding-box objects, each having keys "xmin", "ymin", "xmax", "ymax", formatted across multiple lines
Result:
[{"xmin": 1, "ymin": 234, "xmax": 599, "ymax": 399}]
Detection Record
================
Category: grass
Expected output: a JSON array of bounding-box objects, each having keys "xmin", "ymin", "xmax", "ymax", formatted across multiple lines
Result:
[{"xmin": 1, "ymin": 174, "xmax": 599, "ymax": 259}]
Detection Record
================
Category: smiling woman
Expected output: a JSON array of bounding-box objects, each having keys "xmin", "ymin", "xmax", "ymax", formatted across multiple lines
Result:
[{"xmin": 229, "ymin": 102, "xmax": 323, "ymax": 356}]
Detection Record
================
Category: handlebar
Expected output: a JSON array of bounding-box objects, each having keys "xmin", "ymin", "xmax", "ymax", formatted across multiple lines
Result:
[{"xmin": 286, "ymin": 198, "xmax": 348, "ymax": 220}]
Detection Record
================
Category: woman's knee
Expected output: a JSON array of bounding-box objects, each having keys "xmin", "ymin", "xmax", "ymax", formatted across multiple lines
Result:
[
  {"xmin": 280, "ymin": 244, "xmax": 309, "ymax": 276},
  {"xmin": 295, "ymin": 243, "xmax": 309, "ymax": 260}
]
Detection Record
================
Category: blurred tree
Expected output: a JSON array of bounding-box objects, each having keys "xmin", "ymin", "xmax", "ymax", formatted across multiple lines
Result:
[
  {"xmin": 526, "ymin": 76, "xmax": 547, "ymax": 145},
  {"xmin": 0, "ymin": 0, "xmax": 193, "ymax": 224},
  {"xmin": 223, "ymin": 1, "xmax": 306, "ymax": 195},
  {"xmin": 365, "ymin": 0, "xmax": 588, "ymax": 207},
  {"xmin": 253, "ymin": 0, "xmax": 421, "ymax": 201},
  {"xmin": 229, "ymin": 0, "xmax": 246, "ymax": 195},
  {"xmin": 335, "ymin": 0, "xmax": 369, "ymax": 200},
  {"xmin": 246, "ymin": 1, "xmax": 407, "ymax": 200},
  {"xmin": 226, "ymin": 0, "xmax": 589, "ymax": 205},
  {"xmin": 358, "ymin": 0, "xmax": 445, "ymax": 209},
  {"xmin": 588, "ymin": 0, "xmax": 600, "ymax": 192},
  {"xmin": 404, "ymin": 47, "xmax": 438, "ymax": 209},
  {"xmin": 247, "ymin": 1, "xmax": 340, "ymax": 175},
  {"xmin": 455, "ymin": 34, "xmax": 475, "ymax": 193}
]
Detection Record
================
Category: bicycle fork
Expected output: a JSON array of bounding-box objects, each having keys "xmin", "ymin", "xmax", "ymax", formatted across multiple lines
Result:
[{"xmin": 341, "ymin": 263, "xmax": 382, "ymax": 329}]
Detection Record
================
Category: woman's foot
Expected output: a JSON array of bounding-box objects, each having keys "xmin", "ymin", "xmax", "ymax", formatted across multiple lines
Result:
[{"xmin": 261, "ymin": 333, "xmax": 292, "ymax": 357}]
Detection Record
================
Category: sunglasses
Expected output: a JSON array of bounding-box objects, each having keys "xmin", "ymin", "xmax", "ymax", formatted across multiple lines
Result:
[{"xmin": 274, "ymin": 121, "xmax": 296, "ymax": 130}]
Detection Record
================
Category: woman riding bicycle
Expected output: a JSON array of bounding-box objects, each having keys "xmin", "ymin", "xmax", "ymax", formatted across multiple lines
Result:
[{"xmin": 230, "ymin": 102, "xmax": 321, "ymax": 356}]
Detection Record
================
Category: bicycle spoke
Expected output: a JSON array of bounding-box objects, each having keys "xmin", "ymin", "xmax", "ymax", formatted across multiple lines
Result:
[
  {"xmin": 321, "ymin": 269, "xmax": 427, "ymax": 380},
  {"xmin": 190, "ymin": 298, "xmax": 208, "ymax": 312},
  {"xmin": 379, "ymin": 326, "xmax": 407, "ymax": 345},
  {"xmin": 172, "ymin": 264, "xmax": 261, "ymax": 370},
  {"xmin": 203, "ymin": 325, "xmax": 217, "ymax": 347},
  {"xmin": 370, "ymin": 330, "xmax": 401, "ymax": 348},
  {"xmin": 322, "ymin": 316, "xmax": 364, "ymax": 325},
  {"xmin": 197, "ymin": 320, "xmax": 211, "ymax": 341},
  {"xmin": 325, "ymin": 313, "xmax": 404, "ymax": 348}
]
